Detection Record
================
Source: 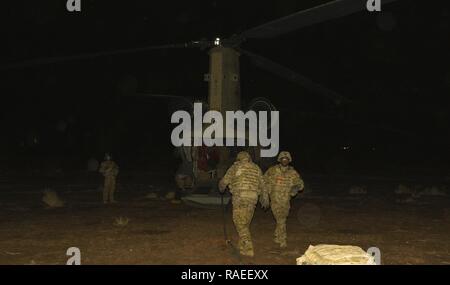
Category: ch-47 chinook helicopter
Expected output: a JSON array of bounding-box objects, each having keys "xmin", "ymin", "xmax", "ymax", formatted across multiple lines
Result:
[{"xmin": 2, "ymin": 0, "xmax": 400, "ymax": 205}]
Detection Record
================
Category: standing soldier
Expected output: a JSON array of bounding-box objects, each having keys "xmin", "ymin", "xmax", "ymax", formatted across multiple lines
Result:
[
  {"xmin": 219, "ymin": 151, "xmax": 268, "ymax": 257},
  {"xmin": 264, "ymin": 151, "xmax": 304, "ymax": 248},
  {"xmin": 173, "ymin": 146, "xmax": 194, "ymax": 204},
  {"xmin": 99, "ymin": 153, "xmax": 119, "ymax": 204}
]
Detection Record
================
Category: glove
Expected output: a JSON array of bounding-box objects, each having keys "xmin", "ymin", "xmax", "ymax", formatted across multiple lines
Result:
[
  {"xmin": 290, "ymin": 185, "xmax": 301, "ymax": 197},
  {"xmin": 259, "ymin": 194, "xmax": 270, "ymax": 210}
]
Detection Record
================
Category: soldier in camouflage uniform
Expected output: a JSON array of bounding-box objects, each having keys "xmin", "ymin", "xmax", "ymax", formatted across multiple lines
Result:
[
  {"xmin": 219, "ymin": 151, "xmax": 269, "ymax": 257},
  {"xmin": 99, "ymin": 153, "xmax": 119, "ymax": 204},
  {"xmin": 264, "ymin": 151, "xmax": 304, "ymax": 248}
]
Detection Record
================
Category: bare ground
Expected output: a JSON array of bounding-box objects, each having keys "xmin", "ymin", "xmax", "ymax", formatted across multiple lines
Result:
[{"xmin": 0, "ymin": 173, "xmax": 449, "ymax": 265}]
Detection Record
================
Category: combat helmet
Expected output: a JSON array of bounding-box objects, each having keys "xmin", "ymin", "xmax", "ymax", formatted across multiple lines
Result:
[
  {"xmin": 236, "ymin": 151, "xmax": 252, "ymax": 162},
  {"xmin": 277, "ymin": 151, "xmax": 292, "ymax": 162}
]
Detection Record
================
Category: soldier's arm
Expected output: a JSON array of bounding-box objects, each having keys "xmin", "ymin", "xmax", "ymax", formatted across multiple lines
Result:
[
  {"xmin": 219, "ymin": 164, "xmax": 236, "ymax": 192},
  {"xmin": 258, "ymin": 169, "xmax": 270, "ymax": 209},
  {"xmin": 256, "ymin": 168, "xmax": 265, "ymax": 195},
  {"xmin": 290, "ymin": 170, "xmax": 305, "ymax": 196},
  {"xmin": 263, "ymin": 167, "xmax": 276, "ymax": 194},
  {"xmin": 103, "ymin": 163, "xmax": 114, "ymax": 175},
  {"xmin": 112, "ymin": 162, "xmax": 119, "ymax": 176}
]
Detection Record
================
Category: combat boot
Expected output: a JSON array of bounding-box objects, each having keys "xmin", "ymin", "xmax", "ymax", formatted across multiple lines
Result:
[
  {"xmin": 240, "ymin": 240, "xmax": 254, "ymax": 257},
  {"xmin": 241, "ymin": 249, "xmax": 254, "ymax": 257},
  {"xmin": 274, "ymin": 233, "xmax": 281, "ymax": 245}
]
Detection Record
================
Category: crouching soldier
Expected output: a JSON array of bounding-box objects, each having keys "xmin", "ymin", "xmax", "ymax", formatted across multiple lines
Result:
[
  {"xmin": 99, "ymin": 153, "xmax": 119, "ymax": 204},
  {"xmin": 264, "ymin": 151, "xmax": 304, "ymax": 248},
  {"xmin": 219, "ymin": 151, "xmax": 268, "ymax": 257}
]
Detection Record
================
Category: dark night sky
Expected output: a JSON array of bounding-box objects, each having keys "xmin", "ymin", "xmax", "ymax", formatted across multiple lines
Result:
[{"xmin": 1, "ymin": 0, "xmax": 449, "ymax": 172}]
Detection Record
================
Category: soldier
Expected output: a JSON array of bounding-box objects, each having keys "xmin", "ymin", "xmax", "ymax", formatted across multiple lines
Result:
[
  {"xmin": 168, "ymin": 146, "xmax": 194, "ymax": 204},
  {"xmin": 99, "ymin": 153, "xmax": 119, "ymax": 204},
  {"xmin": 219, "ymin": 151, "xmax": 269, "ymax": 257},
  {"xmin": 264, "ymin": 151, "xmax": 304, "ymax": 248}
]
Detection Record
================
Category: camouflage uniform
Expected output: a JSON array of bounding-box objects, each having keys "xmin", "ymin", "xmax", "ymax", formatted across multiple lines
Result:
[
  {"xmin": 99, "ymin": 159, "xmax": 119, "ymax": 204},
  {"xmin": 174, "ymin": 146, "xmax": 194, "ymax": 192},
  {"xmin": 219, "ymin": 151, "xmax": 268, "ymax": 257},
  {"xmin": 264, "ymin": 151, "xmax": 304, "ymax": 248}
]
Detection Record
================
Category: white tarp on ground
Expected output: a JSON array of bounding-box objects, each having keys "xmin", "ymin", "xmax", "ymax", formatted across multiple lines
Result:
[{"xmin": 297, "ymin": 244, "xmax": 376, "ymax": 265}]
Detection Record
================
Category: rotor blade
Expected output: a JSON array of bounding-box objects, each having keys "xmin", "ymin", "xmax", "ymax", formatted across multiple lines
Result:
[
  {"xmin": 291, "ymin": 111, "xmax": 413, "ymax": 136},
  {"xmin": 240, "ymin": 0, "xmax": 398, "ymax": 39},
  {"xmin": 133, "ymin": 93, "xmax": 193, "ymax": 107},
  {"xmin": 241, "ymin": 49, "xmax": 350, "ymax": 104},
  {"xmin": 128, "ymin": 93, "xmax": 194, "ymax": 113},
  {"xmin": 0, "ymin": 43, "xmax": 193, "ymax": 70},
  {"xmin": 132, "ymin": 93, "xmax": 186, "ymax": 100}
]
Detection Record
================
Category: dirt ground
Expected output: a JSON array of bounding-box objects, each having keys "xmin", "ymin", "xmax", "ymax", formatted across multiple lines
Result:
[{"xmin": 0, "ymin": 172, "xmax": 449, "ymax": 265}]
